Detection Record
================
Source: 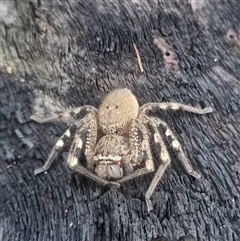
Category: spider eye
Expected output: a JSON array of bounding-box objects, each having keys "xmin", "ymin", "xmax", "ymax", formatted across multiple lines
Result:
[
  {"xmin": 115, "ymin": 105, "xmax": 118, "ymax": 109},
  {"xmin": 106, "ymin": 106, "xmax": 109, "ymax": 109}
]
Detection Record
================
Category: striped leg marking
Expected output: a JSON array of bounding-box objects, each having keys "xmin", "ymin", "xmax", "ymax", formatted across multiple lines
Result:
[
  {"xmin": 34, "ymin": 125, "xmax": 76, "ymax": 175},
  {"xmin": 145, "ymin": 117, "xmax": 171, "ymax": 212},
  {"xmin": 141, "ymin": 102, "xmax": 213, "ymax": 115},
  {"xmin": 152, "ymin": 117, "xmax": 201, "ymax": 179}
]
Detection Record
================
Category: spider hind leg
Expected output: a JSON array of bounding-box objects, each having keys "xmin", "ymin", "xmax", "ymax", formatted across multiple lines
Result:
[
  {"xmin": 144, "ymin": 117, "xmax": 172, "ymax": 212},
  {"xmin": 152, "ymin": 117, "xmax": 201, "ymax": 179}
]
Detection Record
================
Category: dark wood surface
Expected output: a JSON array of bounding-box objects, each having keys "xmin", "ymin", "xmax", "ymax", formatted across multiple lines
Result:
[{"xmin": 1, "ymin": 1, "xmax": 240, "ymax": 241}]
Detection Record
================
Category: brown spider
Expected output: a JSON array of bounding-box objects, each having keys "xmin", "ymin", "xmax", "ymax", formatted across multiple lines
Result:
[{"xmin": 31, "ymin": 89, "xmax": 213, "ymax": 212}]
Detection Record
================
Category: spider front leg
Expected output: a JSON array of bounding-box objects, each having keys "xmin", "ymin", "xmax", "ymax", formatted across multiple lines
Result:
[
  {"xmin": 141, "ymin": 102, "xmax": 213, "ymax": 115},
  {"xmin": 67, "ymin": 113, "xmax": 120, "ymax": 189},
  {"xmin": 30, "ymin": 105, "xmax": 97, "ymax": 124}
]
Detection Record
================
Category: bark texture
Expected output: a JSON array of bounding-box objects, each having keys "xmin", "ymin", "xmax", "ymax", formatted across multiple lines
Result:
[{"xmin": 1, "ymin": 1, "xmax": 240, "ymax": 241}]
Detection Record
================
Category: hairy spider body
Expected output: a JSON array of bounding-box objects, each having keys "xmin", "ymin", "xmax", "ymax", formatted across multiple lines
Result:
[{"xmin": 31, "ymin": 88, "xmax": 213, "ymax": 212}]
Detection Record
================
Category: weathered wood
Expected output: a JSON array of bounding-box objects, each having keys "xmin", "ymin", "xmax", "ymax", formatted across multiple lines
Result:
[{"xmin": 1, "ymin": 0, "xmax": 240, "ymax": 241}]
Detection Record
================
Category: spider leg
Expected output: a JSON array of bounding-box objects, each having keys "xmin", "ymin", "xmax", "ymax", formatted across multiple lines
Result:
[
  {"xmin": 140, "ymin": 102, "xmax": 213, "ymax": 115},
  {"xmin": 34, "ymin": 122, "xmax": 79, "ymax": 175},
  {"xmin": 121, "ymin": 119, "xmax": 142, "ymax": 173},
  {"xmin": 144, "ymin": 117, "xmax": 172, "ymax": 212},
  {"xmin": 30, "ymin": 105, "xmax": 97, "ymax": 124},
  {"xmin": 117, "ymin": 120, "xmax": 154, "ymax": 183},
  {"xmin": 83, "ymin": 113, "xmax": 98, "ymax": 171},
  {"xmin": 34, "ymin": 112, "xmax": 95, "ymax": 175},
  {"xmin": 67, "ymin": 113, "xmax": 120, "ymax": 189},
  {"xmin": 151, "ymin": 117, "xmax": 201, "ymax": 178}
]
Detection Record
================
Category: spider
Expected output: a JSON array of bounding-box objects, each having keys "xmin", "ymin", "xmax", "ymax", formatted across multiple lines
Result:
[{"xmin": 31, "ymin": 88, "xmax": 213, "ymax": 212}]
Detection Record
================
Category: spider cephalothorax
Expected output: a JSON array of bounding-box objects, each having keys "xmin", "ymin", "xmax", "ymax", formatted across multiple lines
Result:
[{"xmin": 31, "ymin": 88, "xmax": 213, "ymax": 212}]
